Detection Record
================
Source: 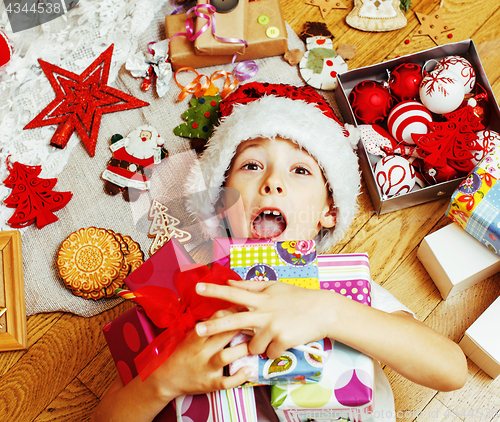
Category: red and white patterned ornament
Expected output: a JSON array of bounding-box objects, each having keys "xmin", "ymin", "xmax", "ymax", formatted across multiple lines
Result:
[
  {"xmin": 419, "ymin": 69, "xmax": 465, "ymax": 114},
  {"xmin": 374, "ymin": 155, "xmax": 416, "ymax": 198},
  {"xmin": 471, "ymin": 130, "xmax": 500, "ymax": 165},
  {"xmin": 360, "ymin": 124, "xmax": 395, "ymax": 157},
  {"xmin": 434, "ymin": 55, "xmax": 476, "ymax": 94},
  {"xmin": 387, "ymin": 100, "xmax": 432, "ymax": 144}
]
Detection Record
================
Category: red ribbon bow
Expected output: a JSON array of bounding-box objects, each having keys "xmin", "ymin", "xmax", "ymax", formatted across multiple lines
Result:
[{"xmin": 132, "ymin": 263, "xmax": 241, "ymax": 380}]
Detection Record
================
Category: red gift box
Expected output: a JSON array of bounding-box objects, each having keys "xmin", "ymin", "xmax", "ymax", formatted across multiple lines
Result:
[{"xmin": 124, "ymin": 237, "xmax": 196, "ymax": 294}]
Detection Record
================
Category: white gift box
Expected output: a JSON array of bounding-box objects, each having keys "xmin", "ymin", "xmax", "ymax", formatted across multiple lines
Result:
[
  {"xmin": 417, "ymin": 223, "xmax": 500, "ymax": 299},
  {"xmin": 459, "ymin": 295, "xmax": 500, "ymax": 379}
]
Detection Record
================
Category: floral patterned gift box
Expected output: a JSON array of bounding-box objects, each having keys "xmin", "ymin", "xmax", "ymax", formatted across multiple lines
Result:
[{"xmin": 447, "ymin": 144, "xmax": 500, "ymax": 255}]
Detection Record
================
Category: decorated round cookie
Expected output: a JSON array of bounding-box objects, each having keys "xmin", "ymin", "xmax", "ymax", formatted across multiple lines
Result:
[
  {"xmin": 275, "ymin": 240, "xmax": 317, "ymax": 267},
  {"xmin": 122, "ymin": 234, "xmax": 145, "ymax": 273},
  {"xmin": 57, "ymin": 227, "xmax": 124, "ymax": 293},
  {"xmin": 299, "ymin": 36, "xmax": 348, "ymax": 90}
]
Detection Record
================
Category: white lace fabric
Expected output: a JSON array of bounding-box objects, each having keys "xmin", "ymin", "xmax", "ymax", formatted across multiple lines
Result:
[{"xmin": 0, "ymin": 0, "xmax": 333, "ymax": 317}]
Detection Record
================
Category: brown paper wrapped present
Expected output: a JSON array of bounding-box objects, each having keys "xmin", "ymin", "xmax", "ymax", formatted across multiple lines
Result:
[
  {"xmin": 166, "ymin": 0, "xmax": 287, "ymax": 70},
  {"xmin": 193, "ymin": 0, "xmax": 247, "ymax": 56}
]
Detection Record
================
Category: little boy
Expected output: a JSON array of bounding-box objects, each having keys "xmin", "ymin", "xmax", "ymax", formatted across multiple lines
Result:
[{"xmin": 186, "ymin": 82, "xmax": 467, "ymax": 421}]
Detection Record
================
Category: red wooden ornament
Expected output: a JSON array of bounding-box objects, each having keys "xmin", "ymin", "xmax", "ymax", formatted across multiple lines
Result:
[
  {"xmin": 411, "ymin": 105, "xmax": 485, "ymax": 172},
  {"xmin": 3, "ymin": 158, "xmax": 73, "ymax": 229},
  {"xmin": 24, "ymin": 44, "xmax": 149, "ymax": 157}
]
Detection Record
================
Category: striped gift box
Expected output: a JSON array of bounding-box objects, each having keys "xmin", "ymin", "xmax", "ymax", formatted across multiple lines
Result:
[
  {"xmin": 176, "ymin": 386, "xmax": 258, "ymax": 422},
  {"xmin": 317, "ymin": 253, "xmax": 372, "ymax": 306}
]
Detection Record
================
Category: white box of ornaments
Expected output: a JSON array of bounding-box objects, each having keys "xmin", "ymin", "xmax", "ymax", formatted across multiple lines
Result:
[{"xmin": 336, "ymin": 39, "xmax": 500, "ymax": 215}]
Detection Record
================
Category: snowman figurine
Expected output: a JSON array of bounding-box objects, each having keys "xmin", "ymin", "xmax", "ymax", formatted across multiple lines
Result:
[{"xmin": 299, "ymin": 35, "xmax": 348, "ymax": 91}]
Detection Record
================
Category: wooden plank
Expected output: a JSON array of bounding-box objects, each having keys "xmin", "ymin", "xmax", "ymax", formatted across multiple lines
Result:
[
  {"xmin": 338, "ymin": 198, "xmax": 451, "ymax": 283},
  {"xmin": 77, "ymin": 345, "xmax": 118, "ymax": 399},
  {"xmin": 33, "ymin": 378, "xmax": 99, "ymax": 422},
  {"xmin": 415, "ymin": 397, "xmax": 463, "ymax": 421},
  {"xmin": 0, "ymin": 312, "xmax": 63, "ymax": 377},
  {"xmin": 0, "ymin": 301, "xmax": 131, "ymax": 422}
]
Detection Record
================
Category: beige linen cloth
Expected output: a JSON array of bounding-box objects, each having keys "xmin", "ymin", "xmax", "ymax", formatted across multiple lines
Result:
[{"xmin": 19, "ymin": 16, "xmax": 343, "ymax": 317}]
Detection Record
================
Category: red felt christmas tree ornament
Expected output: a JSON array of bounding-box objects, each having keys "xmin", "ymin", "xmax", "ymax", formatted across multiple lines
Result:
[
  {"xmin": 3, "ymin": 157, "xmax": 73, "ymax": 229},
  {"xmin": 388, "ymin": 63, "xmax": 423, "ymax": 101},
  {"xmin": 24, "ymin": 45, "xmax": 149, "ymax": 157},
  {"xmin": 348, "ymin": 80, "xmax": 394, "ymax": 125}
]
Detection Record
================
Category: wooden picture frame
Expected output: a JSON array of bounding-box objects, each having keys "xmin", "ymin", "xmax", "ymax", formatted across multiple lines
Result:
[{"xmin": 0, "ymin": 230, "xmax": 27, "ymax": 351}]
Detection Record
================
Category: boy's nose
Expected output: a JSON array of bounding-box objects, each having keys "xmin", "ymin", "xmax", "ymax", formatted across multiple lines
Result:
[{"xmin": 264, "ymin": 185, "xmax": 283, "ymax": 194}]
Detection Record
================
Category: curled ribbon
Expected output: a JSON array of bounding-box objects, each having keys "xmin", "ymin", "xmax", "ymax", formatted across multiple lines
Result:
[
  {"xmin": 169, "ymin": 3, "xmax": 258, "ymax": 88},
  {"xmin": 174, "ymin": 67, "xmax": 239, "ymax": 101},
  {"xmin": 123, "ymin": 263, "xmax": 242, "ymax": 381}
]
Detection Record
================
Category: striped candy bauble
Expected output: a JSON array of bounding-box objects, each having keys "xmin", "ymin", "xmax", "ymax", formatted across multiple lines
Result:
[{"xmin": 387, "ymin": 100, "xmax": 432, "ymax": 145}]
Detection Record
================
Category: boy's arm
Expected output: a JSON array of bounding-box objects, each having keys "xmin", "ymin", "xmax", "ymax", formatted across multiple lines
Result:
[
  {"xmin": 91, "ymin": 311, "xmax": 251, "ymax": 422},
  {"xmin": 195, "ymin": 281, "xmax": 468, "ymax": 393}
]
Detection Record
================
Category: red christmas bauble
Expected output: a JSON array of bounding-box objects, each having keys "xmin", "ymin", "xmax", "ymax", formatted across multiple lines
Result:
[
  {"xmin": 349, "ymin": 80, "xmax": 394, "ymax": 124},
  {"xmin": 461, "ymin": 96, "xmax": 491, "ymax": 129},
  {"xmin": 388, "ymin": 63, "xmax": 423, "ymax": 101},
  {"xmin": 421, "ymin": 161, "xmax": 465, "ymax": 185}
]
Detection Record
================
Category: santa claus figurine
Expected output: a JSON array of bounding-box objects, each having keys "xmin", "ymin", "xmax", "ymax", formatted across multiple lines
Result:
[{"xmin": 102, "ymin": 125, "xmax": 168, "ymax": 202}]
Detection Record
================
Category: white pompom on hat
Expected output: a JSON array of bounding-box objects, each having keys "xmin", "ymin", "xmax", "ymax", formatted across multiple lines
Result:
[{"xmin": 185, "ymin": 82, "xmax": 361, "ymax": 253}]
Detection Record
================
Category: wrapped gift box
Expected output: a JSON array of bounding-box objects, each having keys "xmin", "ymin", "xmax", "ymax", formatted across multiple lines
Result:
[
  {"xmin": 459, "ymin": 294, "xmax": 500, "ymax": 379},
  {"xmin": 417, "ymin": 223, "xmax": 500, "ymax": 299},
  {"xmin": 176, "ymin": 386, "xmax": 258, "ymax": 422},
  {"xmin": 103, "ymin": 306, "xmax": 174, "ymax": 421},
  {"xmin": 336, "ymin": 39, "xmax": 500, "ymax": 214},
  {"xmin": 447, "ymin": 146, "xmax": 500, "ymax": 256},
  {"xmin": 317, "ymin": 253, "xmax": 371, "ymax": 307},
  {"xmin": 193, "ymin": 0, "xmax": 247, "ymax": 56},
  {"xmin": 230, "ymin": 333, "xmax": 325, "ymax": 386},
  {"xmin": 124, "ymin": 238, "xmax": 196, "ymax": 294},
  {"xmin": 270, "ymin": 338, "xmax": 375, "ymax": 421},
  {"xmin": 165, "ymin": 0, "xmax": 287, "ymax": 70},
  {"xmin": 229, "ymin": 239, "xmax": 319, "ymax": 288}
]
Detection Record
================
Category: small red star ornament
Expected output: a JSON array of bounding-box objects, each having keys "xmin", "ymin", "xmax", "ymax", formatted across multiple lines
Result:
[
  {"xmin": 24, "ymin": 44, "xmax": 149, "ymax": 157},
  {"xmin": 414, "ymin": 9, "xmax": 454, "ymax": 45},
  {"xmin": 305, "ymin": 0, "xmax": 347, "ymax": 20}
]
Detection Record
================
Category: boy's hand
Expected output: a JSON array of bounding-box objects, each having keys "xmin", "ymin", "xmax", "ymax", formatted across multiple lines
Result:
[
  {"xmin": 195, "ymin": 280, "xmax": 330, "ymax": 359},
  {"xmin": 152, "ymin": 308, "xmax": 252, "ymax": 400}
]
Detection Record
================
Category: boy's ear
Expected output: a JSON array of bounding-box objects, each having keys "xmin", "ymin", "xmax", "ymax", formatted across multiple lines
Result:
[{"xmin": 320, "ymin": 198, "xmax": 337, "ymax": 229}]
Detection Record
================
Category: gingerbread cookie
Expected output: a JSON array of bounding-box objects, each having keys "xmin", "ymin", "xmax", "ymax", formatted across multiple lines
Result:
[{"xmin": 57, "ymin": 227, "xmax": 143, "ymax": 300}]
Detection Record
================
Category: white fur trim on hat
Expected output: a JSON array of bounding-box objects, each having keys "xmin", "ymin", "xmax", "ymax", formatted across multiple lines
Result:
[{"xmin": 185, "ymin": 92, "xmax": 361, "ymax": 253}]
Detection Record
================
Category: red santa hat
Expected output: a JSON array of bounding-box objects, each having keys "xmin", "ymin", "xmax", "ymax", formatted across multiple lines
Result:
[{"xmin": 185, "ymin": 82, "xmax": 361, "ymax": 253}]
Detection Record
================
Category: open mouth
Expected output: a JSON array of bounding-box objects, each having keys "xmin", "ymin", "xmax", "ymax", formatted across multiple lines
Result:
[{"xmin": 251, "ymin": 209, "xmax": 287, "ymax": 239}]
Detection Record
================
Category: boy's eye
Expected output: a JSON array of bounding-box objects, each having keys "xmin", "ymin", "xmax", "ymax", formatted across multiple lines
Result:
[
  {"xmin": 292, "ymin": 166, "xmax": 311, "ymax": 175},
  {"xmin": 241, "ymin": 162, "xmax": 261, "ymax": 171}
]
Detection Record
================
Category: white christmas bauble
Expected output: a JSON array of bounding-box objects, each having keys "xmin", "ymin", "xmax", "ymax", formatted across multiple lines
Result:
[
  {"xmin": 387, "ymin": 100, "xmax": 432, "ymax": 145},
  {"xmin": 434, "ymin": 55, "xmax": 476, "ymax": 94},
  {"xmin": 419, "ymin": 69, "xmax": 465, "ymax": 114},
  {"xmin": 374, "ymin": 155, "xmax": 416, "ymax": 198},
  {"xmin": 472, "ymin": 130, "xmax": 500, "ymax": 165}
]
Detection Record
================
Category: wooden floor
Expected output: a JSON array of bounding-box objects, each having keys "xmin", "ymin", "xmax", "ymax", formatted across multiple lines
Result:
[{"xmin": 2, "ymin": 0, "xmax": 500, "ymax": 420}]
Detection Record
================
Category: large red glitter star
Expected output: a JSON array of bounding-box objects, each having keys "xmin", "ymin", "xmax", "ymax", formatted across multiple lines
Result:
[{"xmin": 24, "ymin": 44, "xmax": 149, "ymax": 157}]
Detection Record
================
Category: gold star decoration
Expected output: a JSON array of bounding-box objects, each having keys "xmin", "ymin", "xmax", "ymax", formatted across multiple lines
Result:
[
  {"xmin": 305, "ymin": 0, "xmax": 347, "ymax": 20},
  {"xmin": 0, "ymin": 307, "xmax": 7, "ymax": 329},
  {"xmin": 414, "ymin": 9, "xmax": 454, "ymax": 45}
]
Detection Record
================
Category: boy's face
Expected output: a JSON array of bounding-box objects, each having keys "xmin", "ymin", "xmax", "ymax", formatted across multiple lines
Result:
[{"xmin": 221, "ymin": 137, "xmax": 336, "ymax": 241}]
